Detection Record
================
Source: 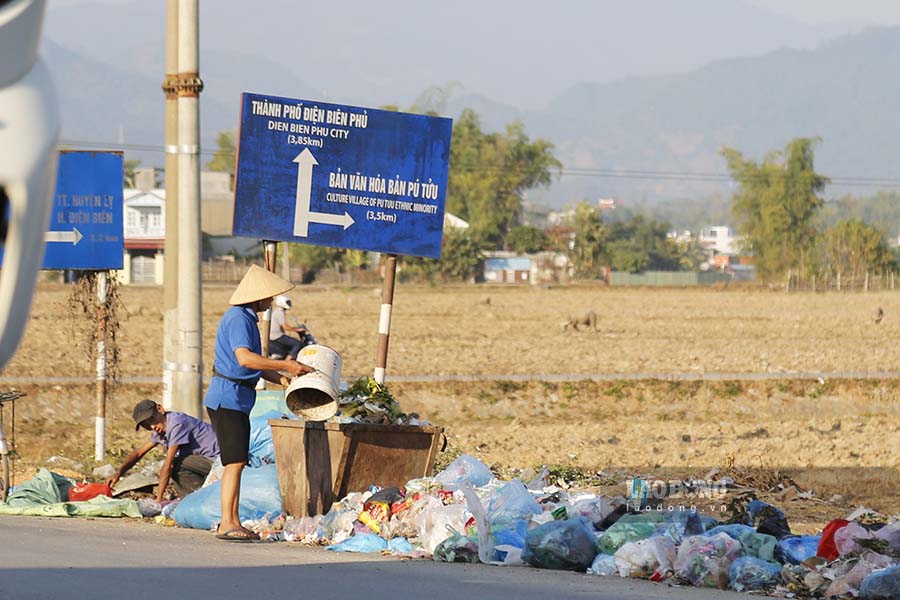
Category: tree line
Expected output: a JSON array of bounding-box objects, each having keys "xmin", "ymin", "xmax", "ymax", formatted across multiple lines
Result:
[{"xmin": 725, "ymin": 138, "xmax": 896, "ymax": 284}]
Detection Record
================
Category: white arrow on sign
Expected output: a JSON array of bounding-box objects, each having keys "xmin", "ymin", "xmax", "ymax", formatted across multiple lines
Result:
[
  {"xmin": 44, "ymin": 227, "xmax": 83, "ymax": 245},
  {"xmin": 292, "ymin": 148, "xmax": 354, "ymax": 237}
]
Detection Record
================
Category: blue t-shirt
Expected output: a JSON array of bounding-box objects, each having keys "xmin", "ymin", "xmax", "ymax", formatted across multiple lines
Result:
[
  {"xmin": 150, "ymin": 411, "xmax": 220, "ymax": 458},
  {"xmin": 204, "ymin": 305, "xmax": 261, "ymax": 414}
]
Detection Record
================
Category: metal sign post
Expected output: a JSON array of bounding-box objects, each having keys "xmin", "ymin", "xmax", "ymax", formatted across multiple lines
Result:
[
  {"xmin": 231, "ymin": 94, "xmax": 452, "ymax": 383},
  {"xmin": 260, "ymin": 240, "xmax": 277, "ymax": 358},
  {"xmin": 0, "ymin": 151, "xmax": 123, "ymax": 462},
  {"xmin": 95, "ymin": 271, "xmax": 108, "ymax": 461},
  {"xmin": 374, "ymin": 254, "xmax": 397, "ymax": 384}
]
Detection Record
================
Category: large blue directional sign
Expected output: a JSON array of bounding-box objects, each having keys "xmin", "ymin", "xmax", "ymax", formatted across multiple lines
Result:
[
  {"xmin": 43, "ymin": 150, "xmax": 124, "ymax": 270},
  {"xmin": 233, "ymin": 93, "xmax": 453, "ymax": 259}
]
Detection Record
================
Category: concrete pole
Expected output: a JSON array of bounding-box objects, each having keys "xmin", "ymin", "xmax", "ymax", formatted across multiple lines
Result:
[
  {"xmin": 174, "ymin": 0, "xmax": 204, "ymax": 417},
  {"xmin": 161, "ymin": 0, "xmax": 179, "ymax": 410}
]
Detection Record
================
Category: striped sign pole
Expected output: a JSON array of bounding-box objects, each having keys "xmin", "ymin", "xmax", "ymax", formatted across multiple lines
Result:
[{"xmin": 374, "ymin": 254, "xmax": 398, "ymax": 384}]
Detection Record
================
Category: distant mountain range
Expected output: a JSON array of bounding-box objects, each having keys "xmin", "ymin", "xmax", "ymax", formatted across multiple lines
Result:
[{"xmin": 40, "ymin": 2, "xmax": 900, "ymax": 209}]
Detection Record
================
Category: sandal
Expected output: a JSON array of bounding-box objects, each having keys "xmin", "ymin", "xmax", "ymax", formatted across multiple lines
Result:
[{"xmin": 215, "ymin": 527, "xmax": 260, "ymax": 542}]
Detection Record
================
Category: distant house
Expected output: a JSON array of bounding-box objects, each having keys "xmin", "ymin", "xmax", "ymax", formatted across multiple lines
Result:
[
  {"xmin": 482, "ymin": 250, "xmax": 572, "ymax": 285},
  {"xmin": 484, "ymin": 254, "xmax": 532, "ymax": 284},
  {"xmin": 700, "ymin": 226, "xmax": 739, "ymax": 255},
  {"xmin": 119, "ymin": 188, "xmax": 165, "ymax": 284},
  {"xmin": 116, "ymin": 169, "xmax": 259, "ymax": 285}
]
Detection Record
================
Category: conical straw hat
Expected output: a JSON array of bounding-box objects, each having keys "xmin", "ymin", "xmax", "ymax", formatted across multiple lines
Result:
[{"xmin": 229, "ymin": 264, "xmax": 294, "ymax": 306}]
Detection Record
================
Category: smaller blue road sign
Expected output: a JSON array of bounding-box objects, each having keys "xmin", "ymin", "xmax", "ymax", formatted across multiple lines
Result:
[
  {"xmin": 233, "ymin": 93, "xmax": 453, "ymax": 259},
  {"xmin": 42, "ymin": 150, "xmax": 124, "ymax": 270}
]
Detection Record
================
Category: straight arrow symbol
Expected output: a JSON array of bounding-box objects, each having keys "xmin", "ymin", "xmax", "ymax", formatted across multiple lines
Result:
[
  {"xmin": 45, "ymin": 228, "xmax": 83, "ymax": 245},
  {"xmin": 292, "ymin": 148, "xmax": 318, "ymax": 237}
]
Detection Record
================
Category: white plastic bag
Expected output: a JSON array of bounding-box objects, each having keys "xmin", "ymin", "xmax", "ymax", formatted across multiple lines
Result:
[
  {"xmin": 615, "ymin": 536, "xmax": 676, "ymax": 578},
  {"xmin": 415, "ymin": 504, "xmax": 470, "ymax": 554}
]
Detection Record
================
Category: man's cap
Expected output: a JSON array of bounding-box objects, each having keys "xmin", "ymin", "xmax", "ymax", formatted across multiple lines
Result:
[
  {"xmin": 229, "ymin": 264, "xmax": 294, "ymax": 306},
  {"xmin": 132, "ymin": 399, "xmax": 158, "ymax": 431}
]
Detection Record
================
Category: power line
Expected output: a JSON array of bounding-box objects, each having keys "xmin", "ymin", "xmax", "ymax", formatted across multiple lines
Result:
[{"xmin": 58, "ymin": 138, "xmax": 900, "ymax": 189}]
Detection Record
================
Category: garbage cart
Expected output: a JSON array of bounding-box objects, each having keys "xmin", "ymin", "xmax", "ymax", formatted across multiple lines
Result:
[{"xmin": 269, "ymin": 419, "xmax": 444, "ymax": 517}]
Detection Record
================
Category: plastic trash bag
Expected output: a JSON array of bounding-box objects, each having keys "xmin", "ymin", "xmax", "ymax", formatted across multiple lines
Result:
[
  {"xmin": 778, "ymin": 534, "xmax": 822, "ymax": 565},
  {"xmin": 433, "ymin": 533, "xmax": 480, "ymax": 563},
  {"xmin": 415, "ymin": 503, "xmax": 470, "ymax": 554},
  {"xmin": 588, "ymin": 554, "xmax": 618, "ymax": 576},
  {"xmin": 707, "ymin": 524, "xmax": 756, "ymax": 540},
  {"xmin": 434, "ymin": 454, "xmax": 493, "ymax": 490},
  {"xmin": 826, "ymin": 552, "xmax": 895, "ymax": 598},
  {"xmin": 248, "ymin": 410, "xmax": 299, "ymax": 467},
  {"xmin": 327, "ymin": 533, "xmax": 387, "ymax": 553},
  {"xmin": 284, "ymin": 515, "xmax": 323, "ymax": 543},
  {"xmin": 320, "ymin": 509, "xmax": 359, "ymax": 544},
  {"xmin": 387, "ymin": 537, "xmax": 413, "ymax": 554},
  {"xmin": 738, "ymin": 531, "xmax": 777, "ymax": 562},
  {"xmin": 172, "ymin": 464, "xmax": 282, "ymax": 530},
  {"xmin": 522, "ymin": 517, "xmax": 599, "ymax": 572},
  {"xmin": 138, "ymin": 498, "xmax": 162, "ymax": 517},
  {"xmin": 487, "ymin": 479, "xmax": 541, "ymax": 526},
  {"xmin": 656, "ymin": 510, "xmax": 708, "ymax": 544},
  {"xmin": 746, "ymin": 499, "xmax": 792, "ymax": 539},
  {"xmin": 4, "ymin": 468, "xmax": 71, "ymax": 507},
  {"xmin": 860, "ymin": 565, "xmax": 900, "ymax": 600},
  {"xmin": 817, "ymin": 519, "xmax": 851, "ymax": 561},
  {"xmin": 597, "ymin": 512, "xmax": 664, "ymax": 554},
  {"xmin": 674, "ymin": 533, "xmax": 742, "ymax": 589},
  {"xmin": 835, "ymin": 521, "xmax": 873, "ymax": 556},
  {"xmin": 614, "ymin": 536, "xmax": 676, "ymax": 579},
  {"xmin": 728, "ymin": 556, "xmax": 782, "ymax": 592},
  {"xmin": 874, "ymin": 520, "xmax": 900, "ymax": 551},
  {"xmin": 573, "ymin": 497, "xmax": 614, "ymax": 529}
]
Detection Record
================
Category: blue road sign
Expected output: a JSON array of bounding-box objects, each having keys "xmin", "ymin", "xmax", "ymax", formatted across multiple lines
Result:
[
  {"xmin": 233, "ymin": 93, "xmax": 453, "ymax": 259},
  {"xmin": 43, "ymin": 151, "xmax": 124, "ymax": 270}
]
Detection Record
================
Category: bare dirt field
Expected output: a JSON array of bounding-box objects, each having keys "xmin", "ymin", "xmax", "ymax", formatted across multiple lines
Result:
[{"xmin": 2, "ymin": 283, "xmax": 899, "ymax": 527}]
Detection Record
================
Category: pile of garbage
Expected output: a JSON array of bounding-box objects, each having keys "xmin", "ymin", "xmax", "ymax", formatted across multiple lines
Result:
[
  {"xmin": 333, "ymin": 377, "xmax": 425, "ymax": 425},
  {"xmin": 275, "ymin": 454, "xmax": 899, "ymax": 599}
]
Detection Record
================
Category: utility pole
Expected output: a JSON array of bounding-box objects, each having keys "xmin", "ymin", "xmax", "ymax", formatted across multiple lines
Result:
[
  {"xmin": 173, "ymin": 0, "xmax": 203, "ymax": 416},
  {"xmin": 161, "ymin": 0, "xmax": 179, "ymax": 410}
]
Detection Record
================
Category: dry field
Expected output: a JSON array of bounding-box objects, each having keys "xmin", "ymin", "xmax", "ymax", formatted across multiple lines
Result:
[{"xmin": 2, "ymin": 282, "xmax": 899, "ymax": 526}]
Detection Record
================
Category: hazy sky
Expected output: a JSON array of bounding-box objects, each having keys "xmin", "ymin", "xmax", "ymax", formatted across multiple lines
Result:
[
  {"xmin": 747, "ymin": 0, "xmax": 900, "ymax": 24},
  {"xmin": 51, "ymin": 0, "xmax": 900, "ymax": 25}
]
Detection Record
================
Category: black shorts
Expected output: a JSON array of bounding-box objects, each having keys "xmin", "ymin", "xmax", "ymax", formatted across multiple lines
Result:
[{"xmin": 207, "ymin": 406, "xmax": 251, "ymax": 466}]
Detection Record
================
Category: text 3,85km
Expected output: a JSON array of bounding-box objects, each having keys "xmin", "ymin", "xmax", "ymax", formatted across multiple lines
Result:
[{"xmin": 366, "ymin": 210, "xmax": 397, "ymax": 224}]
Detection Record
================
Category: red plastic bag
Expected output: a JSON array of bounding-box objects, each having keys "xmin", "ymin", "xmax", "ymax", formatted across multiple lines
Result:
[
  {"xmin": 68, "ymin": 482, "xmax": 112, "ymax": 502},
  {"xmin": 817, "ymin": 518, "xmax": 850, "ymax": 561}
]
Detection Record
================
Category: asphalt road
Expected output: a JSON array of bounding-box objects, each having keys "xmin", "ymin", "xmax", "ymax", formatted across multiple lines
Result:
[{"xmin": 0, "ymin": 515, "xmax": 744, "ymax": 600}]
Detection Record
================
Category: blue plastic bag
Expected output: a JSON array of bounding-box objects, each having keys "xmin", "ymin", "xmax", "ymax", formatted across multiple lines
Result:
[
  {"xmin": 173, "ymin": 464, "xmax": 282, "ymax": 530},
  {"xmin": 387, "ymin": 537, "xmax": 414, "ymax": 554},
  {"xmin": 488, "ymin": 480, "xmax": 541, "ymax": 526},
  {"xmin": 860, "ymin": 565, "xmax": 900, "ymax": 600},
  {"xmin": 707, "ymin": 524, "xmax": 755, "ymax": 540},
  {"xmin": 248, "ymin": 410, "xmax": 297, "ymax": 467},
  {"xmin": 434, "ymin": 454, "xmax": 493, "ymax": 490},
  {"xmin": 729, "ymin": 556, "xmax": 782, "ymax": 592},
  {"xmin": 778, "ymin": 535, "xmax": 822, "ymax": 564},
  {"xmin": 327, "ymin": 533, "xmax": 388, "ymax": 553}
]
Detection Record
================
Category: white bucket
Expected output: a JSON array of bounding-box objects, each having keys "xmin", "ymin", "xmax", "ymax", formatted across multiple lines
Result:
[{"xmin": 285, "ymin": 344, "xmax": 341, "ymax": 421}]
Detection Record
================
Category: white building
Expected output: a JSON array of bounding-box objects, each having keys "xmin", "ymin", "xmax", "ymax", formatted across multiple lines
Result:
[
  {"xmin": 700, "ymin": 226, "xmax": 740, "ymax": 255},
  {"xmin": 118, "ymin": 188, "xmax": 166, "ymax": 284}
]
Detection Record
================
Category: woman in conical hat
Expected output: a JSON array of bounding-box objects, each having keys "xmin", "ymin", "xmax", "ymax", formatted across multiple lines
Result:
[{"xmin": 204, "ymin": 264, "xmax": 313, "ymax": 542}]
